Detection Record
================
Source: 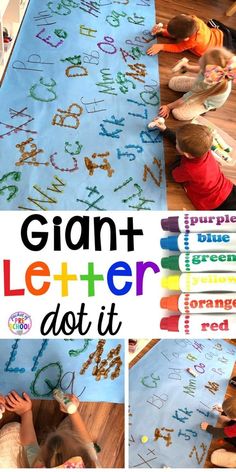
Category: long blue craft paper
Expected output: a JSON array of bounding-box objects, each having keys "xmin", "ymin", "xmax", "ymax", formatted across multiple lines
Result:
[
  {"xmin": 0, "ymin": 0, "xmax": 166, "ymax": 210},
  {"xmin": 129, "ymin": 339, "xmax": 236, "ymax": 468},
  {"xmin": 0, "ymin": 339, "xmax": 124, "ymax": 403}
]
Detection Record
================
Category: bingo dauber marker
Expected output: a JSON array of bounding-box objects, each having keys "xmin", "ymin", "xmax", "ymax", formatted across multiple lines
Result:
[
  {"xmin": 151, "ymin": 22, "xmax": 163, "ymax": 34},
  {"xmin": 161, "ymin": 272, "xmax": 236, "ymax": 292},
  {"xmin": 160, "ymin": 233, "xmax": 236, "ymax": 252},
  {"xmin": 161, "ymin": 214, "xmax": 236, "ymax": 233},
  {"xmin": 53, "ymin": 389, "xmax": 77, "ymax": 414},
  {"xmin": 172, "ymin": 57, "xmax": 189, "ymax": 73},
  {"xmin": 161, "ymin": 253, "xmax": 236, "ymax": 272},
  {"xmin": 160, "ymin": 314, "xmax": 235, "ymax": 336},
  {"xmin": 160, "ymin": 293, "xmax": 236, "ymax": 314}
]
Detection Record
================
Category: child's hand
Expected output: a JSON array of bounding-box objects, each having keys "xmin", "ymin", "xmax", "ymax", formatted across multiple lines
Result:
[
  {"xmin": 59, "ymin": 394, "xmax": 80, "ymax": 414},
  {"xmin": 158, "ymin": 105, "xmax": 170, "ymax": 119},
  {"xmin": 151, "ymin": 24, "xmax": 164, "ymax": 36},
  {"xmin": 5, "ymin": 391, "xmax": 32, "ymax": 416},
  {"xmin": 212, "ymin": 404, "xmax": 223, "ymax": 413},
  {"xmin": 200, "ymin": 422, "xmax": 209, "ymax": 430},
  {"xmin": 147, "ymin": 44, "xmax": 164, "ymax": 56}
]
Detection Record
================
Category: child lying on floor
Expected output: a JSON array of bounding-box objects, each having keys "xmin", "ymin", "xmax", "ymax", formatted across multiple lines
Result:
[
  {"xmin": 201, "ymin": 397, "xmax": 236, "ymax": 444},
  {"xmin": 147, "ymin": 14, "xmax": 236, "ymax": 56},
  {"xmin": 152, "ymin": 121, "xmax": 236, "ymax": 210}
]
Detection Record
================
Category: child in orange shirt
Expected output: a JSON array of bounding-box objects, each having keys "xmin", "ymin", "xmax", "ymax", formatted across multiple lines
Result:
[{"xmin": 147, "ymin": 14, "xmax": 236, "ymax": 56}]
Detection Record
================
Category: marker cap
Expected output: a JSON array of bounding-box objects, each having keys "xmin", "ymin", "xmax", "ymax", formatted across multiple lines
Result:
[
  {"xmin": 161, "ymin": 256, "xmax": 180, "ymax": 270},
  {"xmin": 160, "ymin": 295, "xmax": 180, "ymax": 311},
  {"xmin": 161, "ymin": 218, "xmax": 169, "ymax": 231},
  {"xmin": 53, "ymin": 389, "xmax": 77, "ymax": 414},
  {"xmin": 161, "ymin": 275, "xmax": 180, "ymax": 290},
  {"xmin": 160, "ymin": 236, "xmax": 179, "ymax": 251},
  {"xmin": 67, "ymin": 403, "xmax": 77, "ymax": 414},
  {"xmin": 160, "ymin": 315, "xmax": 180, "ymax": 331},
  {"xmin": 161, "ymin": 217, "xmax": 179, "ymax": 232}
]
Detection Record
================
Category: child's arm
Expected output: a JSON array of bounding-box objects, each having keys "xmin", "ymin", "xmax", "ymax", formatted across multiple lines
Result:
[
  {"xmin": 5, "ymin": 391, "xmax": 37, "ymax": 445},
  {"xmin": 59, "ymin": 394, "xmax": 92, "ymax": 444},
  {"xmin": 61, "ymin": 395, "xmax": 100, "ymax": 466},
  {"xmin": 221, "ymin": 417, "xmax": 234, "ymax": 423},
  {"xmin": 148, "ymin": 121, "xmax": 189, "ymax": 182},
  {"xmin": 185, "ymin": 64, "xmax": 200, "ymax": 73},
  {"xmin": 158, "ymin": 98, "xmax": 185, "ymax": 118},
  {"xmin": 20, "ymin": 411, "xmax": 38, "ymax": 445},
  {"xmin": 200, "ymin": 422, "xmax": 233, "ymax": 438},
  {"xmin": 167, "ymin": 98, "xmax": 185, "ymax": 112},
  {"xmin": 147, "ymin": 37, "xmax": 196, "ymax": 56},
  {"xmin": 70, "ymin": 411, "xmax": 93, "ymax": 443}
]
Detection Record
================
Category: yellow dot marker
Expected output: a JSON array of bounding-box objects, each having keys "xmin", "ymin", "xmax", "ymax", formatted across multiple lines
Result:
[{"xmin": 141, "ymin": 435, "xmax": 149, "ymax": 444}]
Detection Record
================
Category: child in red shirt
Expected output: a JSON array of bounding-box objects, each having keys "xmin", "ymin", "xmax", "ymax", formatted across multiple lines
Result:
[
  {"xmin": 147, "ymin": 14, "xmax": 236, "ymax": 56},
  {"xmin": 153, "ymin": 121, "xmax": 236, "ymax": 210},
  {"xmin": 201, "ymin": 397, "xmax": 236, "ymax": 445}
]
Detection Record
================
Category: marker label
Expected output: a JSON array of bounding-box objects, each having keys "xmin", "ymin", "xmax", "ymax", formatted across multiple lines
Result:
[
  {"xmin": 162, "ymin": 293, "xmax": 236, "ymax": 314},
  {"xmin": 160, "ymin": 314, "xmax": 235, "ymax": 337},
  {"xmin": 161, "ymin": 233, "xmax": 236, "ymax": 253},
  {"xmin": 162, "ymin": 253, "xmax": 236, "ymax": 273},
  {"xmin": 161, "ymin": 214, "xmax": 236, "ymax": 233},
  {"xmin": 161, "ymin": 273, "xmax": 236, "ymax": 292}
]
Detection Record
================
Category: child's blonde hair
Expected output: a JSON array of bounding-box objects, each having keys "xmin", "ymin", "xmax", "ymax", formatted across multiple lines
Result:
[
  {"xmin": 39, "ymin": 430, "xmax": 98, "ymax": 468},
  {"xmin": 222, "ymin": 396, "xmax": 236, "ymax": 419},
  {"xmin": 176, "ymin": 123, "xmax": 213, "ymax": 157},
  {"xmin": 189, "ymin": 47, "xmax": 234, "ymax": 104}
]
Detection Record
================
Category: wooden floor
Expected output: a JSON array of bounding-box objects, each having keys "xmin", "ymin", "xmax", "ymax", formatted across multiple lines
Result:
[
  {"xmin": 0, "ymin": 400, "xmax": 124, "ymax": 468},
  {"xmin": 155, "ymin": 0, "xmax": 236, "ymax": 209},
  {"xmin": 130, "ymin": 339, "xmax": 236, "ymax": 468}
]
